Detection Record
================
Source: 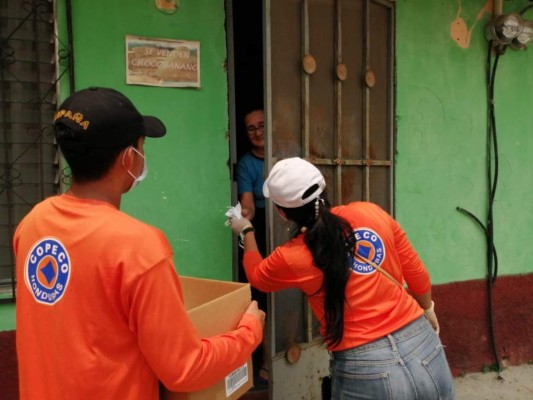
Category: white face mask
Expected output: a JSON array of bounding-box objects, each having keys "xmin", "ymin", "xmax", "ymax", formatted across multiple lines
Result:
[{"xmin": 122, "ymin": 146, "xmax": 148, "ymax": 190}]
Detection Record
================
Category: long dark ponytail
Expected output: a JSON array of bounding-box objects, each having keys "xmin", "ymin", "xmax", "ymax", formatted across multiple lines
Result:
[{"xmin": 279, "ymin": 185, "xmax": 355, "ymax": 347}]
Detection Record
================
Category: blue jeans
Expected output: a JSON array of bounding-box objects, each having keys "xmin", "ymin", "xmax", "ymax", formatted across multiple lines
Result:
[{"xmin": 330, "ymin": 316, "xmax": 455, "ymax": 400}]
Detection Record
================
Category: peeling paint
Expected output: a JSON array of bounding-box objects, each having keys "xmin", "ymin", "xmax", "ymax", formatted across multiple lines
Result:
[{"xmin": 450, "ymin": 0, "xmax": 493, "ymax": 48}]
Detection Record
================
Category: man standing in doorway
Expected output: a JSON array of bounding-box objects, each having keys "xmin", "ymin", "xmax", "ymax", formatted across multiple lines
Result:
[
  {"xmin": 236, "ymin": 108, "xmax": 269, "ymax": 384},
  {"xmin": 237, "ymin": 108, "xmax": 265, "ymax": 243}
]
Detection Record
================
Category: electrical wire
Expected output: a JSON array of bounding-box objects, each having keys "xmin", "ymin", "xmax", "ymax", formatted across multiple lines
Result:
[
  {"xmin": 456, "ymin": 41, "xmax": 502, "ymax": 377},
  {"xmin": 487, "ymin": 46, "xmax": 500, "ymax": 286},
  {"xmin": 486, "ymin": 42, "xmax": 502, "ymax": 377},
  {"xmin": 519, "ymin": 4, "xmax": 533, "ymax": 16}
]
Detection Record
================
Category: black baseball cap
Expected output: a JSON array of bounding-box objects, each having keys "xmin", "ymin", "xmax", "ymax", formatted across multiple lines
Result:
[{"xmin": 53, "ymin": 87, "xmax": 166, "ymax": 149}]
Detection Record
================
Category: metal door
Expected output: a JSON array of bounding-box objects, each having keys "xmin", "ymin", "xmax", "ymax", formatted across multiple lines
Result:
[{"xmin": 264, "ymin": 0, "xmax": 395, "ymax": 398}]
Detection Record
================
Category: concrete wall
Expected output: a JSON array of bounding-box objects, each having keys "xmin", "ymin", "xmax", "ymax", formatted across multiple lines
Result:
[
  {"xmin": 396, "ymin": 0, "xmax": 533, "ymax": 283},
  {"xmin": 0, "ymin": 0, "xmax": 232, "ymax": 334},
  {"xmin": 396, "ymin": 0, "xmax": 533, "ymax": 373},
  {"xmin": 1, "ymin": 1, "xmax": 232, "ymax": 396},
  {"xmin": 68, "ymin": 0, "xmax": 233, "ymax": 281}
]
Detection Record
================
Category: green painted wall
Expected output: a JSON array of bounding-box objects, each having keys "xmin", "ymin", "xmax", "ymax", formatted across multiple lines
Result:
[
  {"xmin": 396, "ymin": 0, "xmax": 533, "ymax": 284},
  {"xmin": 1, "ymin": 0, "xmax": 232, "ymax": 331},
  {"xmin": 64, "ymin": 0, "xmax": 232, "ymax": 279}
]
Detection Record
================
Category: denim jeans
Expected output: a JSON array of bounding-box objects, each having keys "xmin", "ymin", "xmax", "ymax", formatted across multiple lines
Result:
[{"xmin": 330, "ymin": 316, "xmax": 455, "ymax": 400}]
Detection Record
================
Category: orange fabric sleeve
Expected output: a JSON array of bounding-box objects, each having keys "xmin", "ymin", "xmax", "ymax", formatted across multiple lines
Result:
[
  {"xmin": 244, "ymin": 243, "xmax": 325, "ymax": 296},
  {"xmin": 391, "ymin": 216, "xmax": 431, "ymax": 295},
  {"xmin": 128, "ymin": 260, "xmax": 263, "ymax": 392}
]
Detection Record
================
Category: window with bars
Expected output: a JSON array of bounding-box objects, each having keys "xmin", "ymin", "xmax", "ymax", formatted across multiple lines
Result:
[{"xmin": 0, "ymin": 0, "xmax": 59, "ymax": 301}]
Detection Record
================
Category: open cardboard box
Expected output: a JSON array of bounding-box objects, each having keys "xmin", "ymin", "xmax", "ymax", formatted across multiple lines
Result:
[{"xmin": 160, "ymin": 276, "xmax": 254, "ymax": 400}]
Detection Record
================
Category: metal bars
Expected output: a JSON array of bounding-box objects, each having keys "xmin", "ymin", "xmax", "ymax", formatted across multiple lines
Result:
[{"xmin": 0, "ymin": 0, "xmax": 65, "ymax": 301}]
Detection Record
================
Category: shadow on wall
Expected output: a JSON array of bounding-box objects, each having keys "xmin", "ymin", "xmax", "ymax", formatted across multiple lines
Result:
[{"xmin": 0, "ymin": 330, "xmax": 18, "ymax": 400}]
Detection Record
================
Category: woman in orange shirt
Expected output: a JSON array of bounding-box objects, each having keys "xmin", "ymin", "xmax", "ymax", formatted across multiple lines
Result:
[{"xmin": 228, "ymin": 157, "xmax": 455, "ymax": 400}]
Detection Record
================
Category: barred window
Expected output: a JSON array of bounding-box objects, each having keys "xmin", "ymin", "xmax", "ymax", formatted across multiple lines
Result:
[{"xmin": 0, "ymin": 0, "xmax": 59, "ymax": 301}]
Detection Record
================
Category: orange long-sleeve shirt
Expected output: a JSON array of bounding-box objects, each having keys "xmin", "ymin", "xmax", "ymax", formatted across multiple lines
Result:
[
  {"xmin": 14, "ymin": 194, "xmax": 262, "ymax": 400},
  {"xmin": 244, "ymin": 201, "xmax": 429, "ymax": 351}
]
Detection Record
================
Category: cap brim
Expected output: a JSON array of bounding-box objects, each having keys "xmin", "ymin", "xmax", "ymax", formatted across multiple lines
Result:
[
  {"xmin": 262, "ymin": 180, "xmax": 270, "ymax": 198},
  {"xmin": 143, "ymin": 116, "xmax": 166, "ymax": 138}
]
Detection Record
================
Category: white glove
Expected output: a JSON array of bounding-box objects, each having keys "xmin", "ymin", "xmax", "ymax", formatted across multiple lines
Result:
[
  {"xmin": 225, "ymin": 203, "xmax": 253, "ymax": 235},
  {"xmin": 229, "ymin": 217, "xmax": 253, "ymax": 236},
  {"xmin": 424, "ymin": 301, "xmax": 440, "ymax": 335},
  {"xmin": 225, "ymin": 202, "xmax": 243, "ymax": 223}
]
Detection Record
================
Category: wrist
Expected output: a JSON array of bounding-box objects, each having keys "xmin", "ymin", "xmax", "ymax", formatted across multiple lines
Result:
[
  {"xmin": 240, "ymin": 226, "xmax": 255, "ymax": 241},
  {"xmin": 424, "ymin": 300, "xmax": 435, "ymax": 314}
]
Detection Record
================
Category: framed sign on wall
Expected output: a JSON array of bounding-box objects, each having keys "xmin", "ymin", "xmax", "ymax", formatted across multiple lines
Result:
[{"xmin": 126, "ymin": 35, "xmax": 200, "ymax": 88}]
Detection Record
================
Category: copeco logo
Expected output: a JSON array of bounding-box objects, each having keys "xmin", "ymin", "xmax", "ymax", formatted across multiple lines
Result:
[
  {"xmin": 24, "ymin": 237, "xmax": 71, "ymax": 305},
  {"xmin": 349, "ymin": 228, "xmax": 386, "ymax": 275}
]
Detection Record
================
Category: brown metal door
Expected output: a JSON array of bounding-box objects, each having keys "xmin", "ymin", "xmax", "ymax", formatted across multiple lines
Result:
[{"xmin": 264, "ymin": 0, "xmax": 395, "ymax": 398}]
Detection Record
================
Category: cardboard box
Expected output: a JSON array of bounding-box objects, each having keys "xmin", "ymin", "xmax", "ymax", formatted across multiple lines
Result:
[{"xmin": 160, "ymin": 276, "xmax": 254, "ymax": 400}]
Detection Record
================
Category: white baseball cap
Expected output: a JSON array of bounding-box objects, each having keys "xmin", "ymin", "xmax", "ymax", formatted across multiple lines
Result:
[{"xmin": 263, "ymin": 157, "xmax": 326, "ymax": 208}]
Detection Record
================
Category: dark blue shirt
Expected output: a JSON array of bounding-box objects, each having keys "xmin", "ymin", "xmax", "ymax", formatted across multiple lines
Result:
[{"xmin": 236, "ymin": 152, "xmax": 265, "ymax": 208}]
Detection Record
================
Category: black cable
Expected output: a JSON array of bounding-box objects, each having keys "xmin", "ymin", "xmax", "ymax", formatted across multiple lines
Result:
[
  {"xmin": 519, "ymin": 4, "xmax": 533, "ymax": 15},
  {"xmin": 455, "ymin": 208, "xmax": 499, "ymax": 280},
  {"xmin": 486, "ymin": 41, "xmax": 502, "ymax": 376},
  {"xmin": 487, "ymin": 52, "xmax": 500, "ymax": 284},
  {"xmin": 457, "ymin": 41, "xmax": 501, "ymax": 376}
]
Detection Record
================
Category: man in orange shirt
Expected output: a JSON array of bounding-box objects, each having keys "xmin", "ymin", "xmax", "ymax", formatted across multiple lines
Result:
[{"xmin": 14, "ymin": 87, "xmax": 265, "ymax": 400}]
